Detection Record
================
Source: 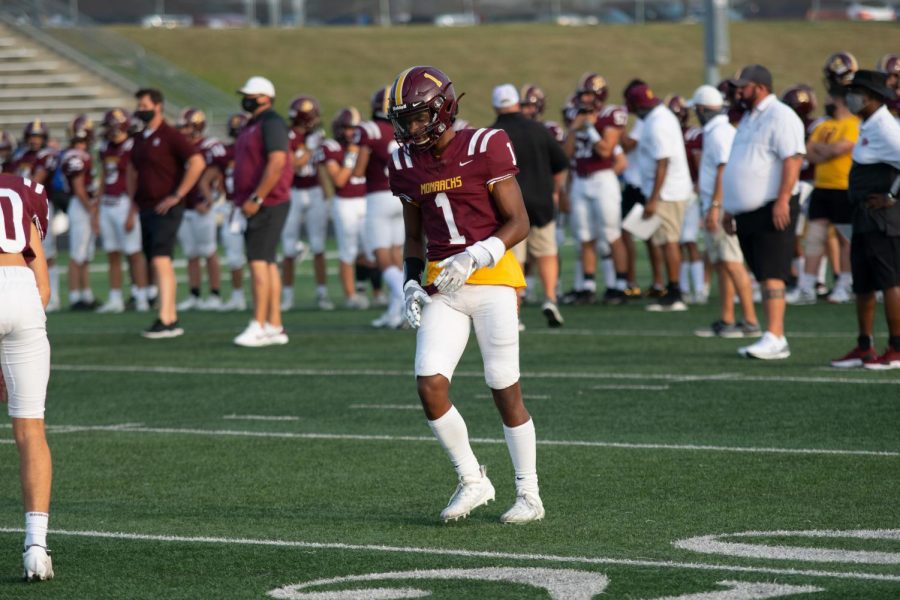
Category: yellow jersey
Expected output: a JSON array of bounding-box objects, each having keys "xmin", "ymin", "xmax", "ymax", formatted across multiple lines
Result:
[{"xmin": 810, "ymin": 115, "xmax": 860, "ymax": 190}]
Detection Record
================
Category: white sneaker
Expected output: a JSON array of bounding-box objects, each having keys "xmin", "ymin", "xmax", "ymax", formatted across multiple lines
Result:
[
  {"xmin": 198, "ymin": 295, "xmax": 223, "ymax": 311},
  {"xmin": 220, "ymin": 294, "xmax": 247, "ymax": 311},
  {"xmin": 739, "ymin": 331, "xmax": 790, "ymax": 360},
  {"xmin": 264, "ymin": 323, "xmax": 289, "ymax": 345},
  {"xmin": 96, "ymin": 298, "xmax": 125, "ymax": 314},
  {"xmin": 23, "ymin": 545, "xmax": 53, "ymax": 582},
  {"xmin": 135, "ymin": 297, "xmax": 151, "ymax": 312},
  {"xmin": 786, "ymin": 287, "xmax": 816, "ymax": 305},
  {"xmin": 176, "ymin": 295, "xmax": 199, "ymax": 311},
  {"xmin": 281, "ymin": 288, "xmax": 294, "ymax": 312},
  {"xmin": 233, "ymin": 320, "xmax": 270, "ymax": 347},
  {"xmin": 373, "ymin": 293, "xmax": 389, "ymax": 307},
  {"xmin": 371, "ymin": 310, "xmax": 391, "ymax": 328},
  {"xmin": 317, "ymin": 294, "xmax": 335, "ymax": 311},
  {"xmin": 440, "ymin": 465, "xmax": 495, "ymax": 522},
  {"xmin": 827, "ymin": 285, "xmax": 853, "ymax": 304},
  {"xmin": 500, "ymin": 491, "xmax": 545, "ymax": 524},
  {"xmin": 45, "ymin": 298, "xmax": 60, "ymax": 313},
  {"xmin": 345, "ymin": 295, "xmax": 370, "ymax": 310}
]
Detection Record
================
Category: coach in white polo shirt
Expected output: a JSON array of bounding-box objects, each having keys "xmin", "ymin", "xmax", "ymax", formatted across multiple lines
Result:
[
  {"xmin": 722, "ymin": 65, "xmax": 805, "ymax": 360},
  {"xmin": 626, "ymin": 82, "xmax": 693, "ymax": 312}
]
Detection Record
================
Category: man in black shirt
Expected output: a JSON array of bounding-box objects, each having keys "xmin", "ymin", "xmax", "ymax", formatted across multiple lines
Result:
[{"xmin": 490, "ymin": 84, "xmax": 569, "ymax": 327}]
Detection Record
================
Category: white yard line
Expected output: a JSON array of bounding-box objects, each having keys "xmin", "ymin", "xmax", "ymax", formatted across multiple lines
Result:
[
  {"xmin": 223, "ymin": 415, "xmax": 300, "ymax": 422},
  {"xmin": 590, "ymin": 384, "xmax": 671, "ymax": 391},
  {"xmin": 474, "ymin": 394, "xmax": 552, "ymax": 400},
  {"xmin": 0, "ymin": 527, "xmax": 895, "ymax": 583},
  {"xmin": 349, "ymin": 404, "xmax": 421, "ymax": 410},
  {"xmin": 50, "ymin": 364, "xmax": 900, "ymax": 386},
  {"xmin": 529, "ymin": 328, "xmax": 856, "ymax": 339},
  {"xmin": 17, "ymin": 423, "xmax": 897, "ymax": 458}
]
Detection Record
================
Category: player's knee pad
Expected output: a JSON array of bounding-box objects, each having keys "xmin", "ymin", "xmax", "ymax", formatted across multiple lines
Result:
[
  {"xmin": 484, "ymin": 363, "xmax": 520, "ymax": 390},
  {"xmin": 804, "ymin": 220, "xmax": 828, "ymax": 255}
]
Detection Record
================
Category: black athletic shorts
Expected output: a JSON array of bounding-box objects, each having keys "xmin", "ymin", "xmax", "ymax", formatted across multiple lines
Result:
[
  {"xmin": 141, "ymin": 203, "xmax": 185, "ymax": 259},
  {"xmin": 245, "ymin": 201, "xmax": 290, "ymax": 263},
  {"xmin": 735, "ymin": 195, "xmax": 800, "ymax": 283},
  {"xmin": 851, "ymin": 231, "xmax": 900, "ymax": 294},
  {"xmin": 807, "ymin": 187, "xmax": 852, "ymax": 224},
  {"xmin": 621, "ymin": 183, "xmax": 645, "ymax": 219}
]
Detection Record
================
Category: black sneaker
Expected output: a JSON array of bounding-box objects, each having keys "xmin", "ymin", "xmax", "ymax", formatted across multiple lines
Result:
[
  {"xmin": 694, "ymin": 319, "xmax": 732, "ymax": 337},
  {"xmin": 602, "ymin": 288, "xmax": 627, "ymax": 305},
  {"xmin": 646, "ymin": 293, "xmax": 688, "ymax": 312},
  {"xmin": 141, "ymin": 319, "xmax": 184, "ymax": 339},
  {"xmin": 560, "ymin": 289, "xmax": 581, "ymax": 305},
  {"xmin": 541, "ymin": 300, "xmax": 564, "ymax": 327},
  {"xmin": 644, "ymin": 285, "xmax": 667, "ymax": 299}
]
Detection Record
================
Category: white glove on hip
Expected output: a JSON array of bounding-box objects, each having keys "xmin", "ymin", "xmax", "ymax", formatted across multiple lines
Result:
[
  {"xmin": 403, "ymin": 280, "xmax": 432, "ymax": 329},
  {"xmin": 433, "ymin": 251, "xmax": 478, "ymax": 294}
]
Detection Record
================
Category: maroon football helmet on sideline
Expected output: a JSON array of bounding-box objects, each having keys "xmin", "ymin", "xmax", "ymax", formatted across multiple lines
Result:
[
  {"xmin": 227, "ymin": 113, "xmax": 249, "ymax": 139},
  {"xmin": 102, "ymin": 108, "xmax": 130, "ymax": 136},
  {"xmin": 388, "ymin": 65, "xmax": 460, "ymax": 152},
  {"xmin": 371, "ymin": 85, "xmax": 391, "ymax": 120},
  {"xmin": 717, "ymin": 78, "xmax": 745, "ymax": 124},
  {"xmin": 0, "ymin": 130, "xmax": 15, "ymax": 151},
  {"xmin": 876, "ymin": 53, "xmax": 900, "ymax": 88},
  {"xmin": 177, "ymin": 107, "xmax": 206, "ymax": 134},
  {"xmin": 288, "ymin": 95, "xmax": 321, "ymax": 129},
  {"xmin": 519, "ymin": 84, "xmax": 546, "ymax": 118},
  {"xmin": 331, "ymin": 107, "xmax": 361, "ymax": 144},
  {"xmin": 23, "ymin": 119, "xmax": 49, "ymax": 140},
  {"xmin": 68, "ymin": 113, "xmax": 94, "ymax": 143},
  {"xmin": 781, "ymin": 84, "xmax": 818, "ymax": 123},
  {"xmin": 665, "ymin": 94, "xmax": 689, "ymax": 127},
  {"xmin": 823, "ymin": 51, "xmax": 858, "ymax": 94},
  {"xmin": 576, "ymin": 72, "xmax": 608, "ymax": 104}
]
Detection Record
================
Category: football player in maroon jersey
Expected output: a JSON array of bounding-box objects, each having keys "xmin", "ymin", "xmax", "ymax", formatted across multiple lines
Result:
[
  {"xmin": 175, "ymin": 108, "xmax": 224, "ymax": 311},
  {"xmin": 876, "ymin": 53, "xmax": 900, "ymax": 116},
  {"xmin": 563, "ymin": 73, "xmax": 631, "ymax": 305},
  {"xmin": 96, "ymin": 109, "xmax": 150, "ymax": 314},
  {"xmin": 11, "ymin": 120, "xmax": 60, "ymax": 311},
  {"xmin": 0, "ymin": 130, "xmax": 16, "ymax": 173},
  {"xmin": 355, "ymin": 86, "xmax": 407, "ymax": 328},
  {"xmin": 282, "ymin": 96, "xmax": 332, "ymax": 311},
  {"xmin": 389, "ymin": 66, "xmax": 543, "ymax": 524},
  {"xmin": 60, "ymin": 115, "xmax": 99, "ymax": 310},
  {"xmin": 0, "ymin": 174, "xmax": 55, "ymax": 580}
]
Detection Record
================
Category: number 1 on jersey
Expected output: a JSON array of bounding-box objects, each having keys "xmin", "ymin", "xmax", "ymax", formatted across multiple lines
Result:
[{"xmin": 434, "ymin": 192, "xmax": 466, "ymax": 245}]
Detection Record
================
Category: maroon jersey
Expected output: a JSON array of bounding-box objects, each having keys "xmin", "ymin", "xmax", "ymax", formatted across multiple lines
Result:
[
  {"xmin": 322, "ymin": 139, "xmax": 367, "ymax": 198},
  {"xmin": 11, "ymin": 147, "xmax": 57, "ymax": 183},
  {"xmin": 572, "ymin": 104, "xmax": 628, "ymax": 176},
  {"xmin": 388, "ymin": 127, "xmax": 519, "ymax": 263},
  {"xmin": 209, "ymin": 142, "xmax": 236, "ymax": 201},
  {"xmin": 0, "ymin": 174, "xmax": 49, "ymax": 262},
  {"xmin": 289, "ymin": 129, "xmax": 322, "ymax": 190},
  {"xmin": 60, "ymin": 147, "xmax": 95, "ymax": 197},
  {"xmin": 357, "ymin": 119, "xmax": 399, "ymax": 193},
  {"xmin": 544, "ymin": 120, "xmax": 565, "ymax": 144},
  {"xmin": 0, "ymin": 156, "xmax": 15, "ymax": 174},
  {"xmin": 683, "ymin": 126, "xmax": 703, "ymax": 184},
  {"xmin": 131, "ymin": 121, "xmax": 199, "ymax": 210},
  {"xmin": 99, "ymin": 137, "xmax": 132, "ymax": 197},
  {"xmin": 183, "ymin": 137, "xmax": 226, "ymax": 209}
]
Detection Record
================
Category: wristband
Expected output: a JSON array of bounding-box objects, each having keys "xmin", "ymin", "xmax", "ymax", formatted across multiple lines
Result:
[
  {"xmin": 710, "ymin": 202, "xmax": 721, "ymax": 208},
  {"xmin": 584, "ymin": 125, "xmax": 601, "ymax": 145},
  {"xmin": 466, "ymin": 236, "xmax": 506, "ymax": 269},
  {"xmin": 343, "ymin": 151, "xmax": 358, "ymax": 170},
  {"xmin": 404, "ymin": 256, "xmax": 425, "ymax": 285},
  {"xmin": 250, "ymin": 193, "xmax": 263, "ymax": 205}
]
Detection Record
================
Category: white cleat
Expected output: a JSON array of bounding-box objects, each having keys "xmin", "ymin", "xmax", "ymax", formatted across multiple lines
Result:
[
  {"xmin": 135, "ymin": 297, "xmax": 151, "ymax": 313},
  {"xmin": 739, "ymin": 331, "xmax": 791, "ymax": 360},
  {"xmin": 220, "ymin": 295, "xmax": 247, "ymax": 312},
  {"xmin": 345, "ymin": 295, "xmax": 370, "ymax": 310},
  {"xmin": 233, "ymin": 320, "xmax": 271, "ymax": 347},
  {"xmin": 23, "ymin": 545, "xmax": 53, "ymax": 582},
  {"xmin": 786, "ymin": 287, "xmax": 816, "ymax": 306},
  {"xmin": 827, "ymin": 285, "xmax": 853, "ymax": 304},
  {"xmin": 96, "ymin": 298, "xmax": 125, "ymax": 314},
  {"xmin": 440, "ymin": 465, "xmax": 495, "ymax": 523},
  {"xmin": 176, "ymin": 295, "xmax": 199, "ymax": 311},
  {"xmin": 198, "ymin": 295, "xmax": 223, "ymax": 311},
  {"xmin": 281, "ymin": 289, "xmax": 294, "ymax": 312},
  {"xmin": 264, "ymin": 323, "xmax": 289, "ymax": 345},
  {"xmin": 317, "ymin": 294, "xmax": 335, "ymax": 311},
  {"xmin": 500, "ymin": 491, "xmax": 545, "ymax": 524}
]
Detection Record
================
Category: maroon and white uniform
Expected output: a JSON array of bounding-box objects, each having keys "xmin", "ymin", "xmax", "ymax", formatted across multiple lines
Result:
[
  {"xmin": 0, "ymin": 174, "xmax": 51, "ymax": 418},
  {"xmin": 282, "ymin": 128, "xmax": 327, "ymax": 257},
  {"xmin": 359, "ymin": 119, "xmax": 404, "ymax": 251},
  {"xmin": 99, "ymin": 138, "xmax": 141, "ymax": 255},
  {"xmin": 177, "ymin": 137, "xmax": 223, "ymax": 259},
  {"xmin": 211, "ymin": 142, "xmax": 246, "ymax": 271},
  {"xmin": 388, "ymin": 127, "xmax": 525, "ymax": 389},
  {"xmin": 544, "ymin": 120, "xmax": 565, "ymax": 144},
  {"xmin": 60, "ymin": 146, "xmax": 97, "ymax": 263},
  {"xmin": 11, "ymin": 148, "xmax": 57, "ymax": 259},
  {"xmin": 569, "ymin": 104, "xmax": 628, "ymax": 246},
  {"xmin": 322, "ymin": 138, "xmax": 368, "ymax": 263},
  {"xmin": 680, "ymin": 126, "xmax": 705, "ymax": 245}
]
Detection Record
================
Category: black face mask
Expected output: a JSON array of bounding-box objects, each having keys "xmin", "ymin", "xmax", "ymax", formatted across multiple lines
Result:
[
  {"xmin": 695, "ymin": 108, "xmax": 715, "ymax": 126},
  {"xmin": 241, "ymin": 97, "xmax": 260, "ymax": 113},
  {"xmin": 824, "ymin": 103, "xmax": 837, "ymax": 119},
  {"xmin": 134, "ymin": 109, "xmax": 155, "ymax": 123}
]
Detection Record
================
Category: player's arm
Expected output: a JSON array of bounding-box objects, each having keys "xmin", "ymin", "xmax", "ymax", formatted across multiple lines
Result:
[
  {"xmin": 71, "ymin": 172, "xmax": 92, "ymax": 210},
  {"xmin": 352, "ymin": 145, "xmax": 371, "ymax": 180},
  {"xmin": 489, "ymin": 176, "xmax": 529, "ymax": 249},
  {"xmin": 403, "ymin": 201, "xmax": 425, "ymax": 266},
  {"xmin": 27, "ymin": 221, "xmax": 50, "ymax": 307},
  {"xmin": 594, "ymin": 126, "xmax": 622, "ymax": 160},
  {"xmin": 32, "ymin": 166, "xmax": 49, "ymax": 186},
  {"xmin": 197, "ymin": 165, "xmax": 220, "ymax": 212},
  {"xmin": 620, "ymin": 134, "xmax": 637, "ymax": 153},
  {"xmin": 325, "ymin": 144, "xmax": 360, "ymax": 189}
]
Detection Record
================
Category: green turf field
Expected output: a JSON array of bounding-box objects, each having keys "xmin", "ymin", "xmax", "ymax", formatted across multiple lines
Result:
[
  {"xmin": 111, "ymin": 21, "xmax": 897, "ymax": 127},
  {"xmin": 0, "ymin": 245, "xmax": 898, "ymax": 598}
]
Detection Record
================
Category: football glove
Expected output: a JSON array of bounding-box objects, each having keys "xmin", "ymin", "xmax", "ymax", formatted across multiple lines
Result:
[
  {"xmin": 403, "ymin": 280, "xmax": 432, "ymax": 329},
  {"xmin": 433, "ymin": 236, "xmax": 506, "ymax": 294}
]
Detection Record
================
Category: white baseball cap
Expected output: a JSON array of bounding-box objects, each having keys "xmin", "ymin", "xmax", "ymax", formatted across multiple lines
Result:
[
  {"xmin": 688, "ymin": 84, "xmax": 724, "ymax": 108},
  {"xmin": 492, "ymin": 83, "xmax": 520, "ymax": 109},
  {"xmin": 238, "ymin": 76, "xmax": 276, "ymax": 98}
]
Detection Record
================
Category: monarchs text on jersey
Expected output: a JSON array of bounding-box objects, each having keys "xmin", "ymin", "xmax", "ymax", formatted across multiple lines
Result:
[{"xmin": 388, "ymin": 127, "xmax": 525, "ymax": 289}]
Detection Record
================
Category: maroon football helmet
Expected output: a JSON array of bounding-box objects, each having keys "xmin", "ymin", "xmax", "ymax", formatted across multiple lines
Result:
[
  {"xmin": 781, "ymin": 84, "xmax": 818, "ymax": 123},
  {"xmin": 227, "ymin": 113, "xmax": 249, "ymax": 139},
  {"xmin": 0, "ymin": 130, "xmax": 15, "ymax": 151},
  {"xmin": 388, "ymin": 66, "xmax": 460, "ymax": 152},
  {"xmin": 68, "ymin": 114, "xmax": 94, "ymax": 143},
  {"xmin": 576, "ymin": 72, "xmax": 609, "ymax": 104},
  {"xmin": 876, "ymin": 53, "xmax": 900, "ymax": 88},
  {"xmin": 177, "ymin": 107, "xmax": 206, "ymax": 134},
  {"xmin": 102, "ymin": 108, "xmax": 131, "ymax": 136},
  {"xmin": 665, "ymin": 94, "xmax": 690, "ymax": 127},
  {"xmin": 519, "ymin": 84, "xmax": 546, "ymax": 119},
  {"xmin": 23, "ymin": 119, "xmax": 49, "ymax": 140},
  {"xmin": 823, "ymin": 51, "xmax": 858, "ymax": 93},
  {"xmin": 288, "ymin": 95, "xmax": 321, "ymax": 129},
  {"xmin": 331, "ymin": 107, "xmax": 361, "ymax": 144},
  {"xmin": 371, "ymin": 86, "xmax": 391, "ymax": 120}
]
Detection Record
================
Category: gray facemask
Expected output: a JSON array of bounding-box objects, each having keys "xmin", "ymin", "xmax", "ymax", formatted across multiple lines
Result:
[{"xmin": 845, "ymin": 92, "xmax": 866, "ymax": 115}]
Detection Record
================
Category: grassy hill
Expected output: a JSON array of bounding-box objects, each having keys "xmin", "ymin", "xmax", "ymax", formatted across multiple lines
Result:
[{"xmin": 114, "ymin": 21, "xmax": 896, "ymax": 127}]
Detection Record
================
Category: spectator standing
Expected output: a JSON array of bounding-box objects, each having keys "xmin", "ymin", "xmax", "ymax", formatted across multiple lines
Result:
[
  {"xmin": 127, "ymin": 88, "xmax": 205, "ymax": 339},
  {"xmin": 232, "ymin": 76, "xmax": 294, "ymax": 347},
  {"xmin": 721, "ymin": 65, "xmax": 805, "ymax": 360},
  {"xmin": 490, "ymin": 84, "xmax": 569, "ymax": 327}
]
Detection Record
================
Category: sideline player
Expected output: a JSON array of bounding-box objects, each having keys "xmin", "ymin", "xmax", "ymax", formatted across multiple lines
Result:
[
  {"xmin": 0, "ymin": 173, "xmax": 55, "ymax": 580},
  {"xmin": 388, "ymin": 65, "xmax": 543, "ymax": 524}
]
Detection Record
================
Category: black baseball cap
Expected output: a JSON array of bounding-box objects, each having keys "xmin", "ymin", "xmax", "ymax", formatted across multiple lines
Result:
[
  {"xmin": 730, "ymin": 64, "xmax": 773, "ymax": 90},
  {"xmin": 846, "ymin": 69, "xmax": 896, "ymax": 100}
]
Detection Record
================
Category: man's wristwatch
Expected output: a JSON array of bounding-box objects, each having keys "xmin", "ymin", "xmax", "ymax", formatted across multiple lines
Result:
[{"xmin": 250, "ymin": 193, "xmax": 264, "ymax": 205}]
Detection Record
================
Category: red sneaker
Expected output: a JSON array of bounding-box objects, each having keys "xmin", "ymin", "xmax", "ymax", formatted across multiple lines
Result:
[
  {"xmin": 863, "ymin": 347, "xmax": 900, "ymax": 370},
  {"xmin": 831, "ymin": 346, "xmax": 879, "ymax": 368}
]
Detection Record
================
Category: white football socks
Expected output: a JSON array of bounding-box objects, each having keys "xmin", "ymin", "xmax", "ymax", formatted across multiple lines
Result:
[
  {"xmin": 24, "ymin": 512, "xmax": 48, "ymax": 549},
  {"xmin": 602, "ymin": 258, "xmax": 615, "ymax": 290},
  {"xmin": 679, "ymin": 262, "xmax": 691, "ymax": 295},
  {"xmin": 691, "ymin": 261, "xmax": 705, "ymax": 296},
  {"xmin": 48, "ymin": 265, "xmax": 59, "ymax": 305},
  {"xmin": 108, "ymin": 288, "xmax": 123, "ymax": 303},
  {"xmin": 503, "ymin": 419, "xmax": 539, "ymax": 496},
  {"xmin": 428, "ymin": 405, "xmax": 480, "ymax": 480},
  {"xmin": 383, "ymin": 265, "xmax": 404, "ymax": 312},
  {"xmin": 68, "ymin": 290, "xmax": 81, "ymax": 305}
]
